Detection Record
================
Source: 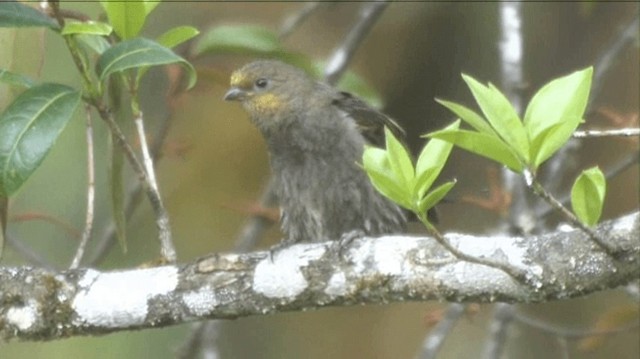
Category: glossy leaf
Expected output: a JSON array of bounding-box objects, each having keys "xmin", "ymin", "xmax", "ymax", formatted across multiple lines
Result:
[
  {"xmin": 384, "ymin": 127, "xmax": 414, "ymax": 188},
  {"xmin": 0, "ymin": 68, "xmax": 34, "ymax": 88},
  {"xmin": 100, "ymin": 1, "xmax": 146, "ymax": 39},
  {"xmin": 524, "ymin": 67, "xmax": 592, "ymax": 167},
  {"xmin": 362, "ymin": 147, "xmax": 412, "ymax": 209},
  {"xmin": 76, "ymin": 34, "xmax": 111, "ymax": 55},
  {"xmin": 462, "ymin": 74, "xmax": 529, "ymax": 162},
  {"xmin": 0, "ymin": 83, "xmax": 80, "ymax": 197},
  {"xmin": 156, "ymin": 25, "xmax": 199, "ymax": 49},
  {"xmin": 415, "ymin": 121, "xmax": 458, "ymax": 198},
  {"xmin": 61, "ymin": 20, "xmax": 112, "ymax": 36},
  {"xmin": 0, "ymin": 1, "xmax": 58, "ymax": 29},
  {"xmin": 428, "ymin": 128, "xmax": 524, "ymax": 172},
  {"xmin": 97, "ymin": 38, "xmax": 196, "ymax": 89},
  {"xmin": 571, "ymin": 167, "xmax": 606, "ymax": 227},
  {"xmin": 418, "ymin": 180, "xmax": 456, "ymax": 215},
  {"xmin": 435, "ymin": 98, "xmax": 495, "ymax": 135},
  {"xmin": 193, "ymin": 25, "xmax": 282, "ymax": 56}
]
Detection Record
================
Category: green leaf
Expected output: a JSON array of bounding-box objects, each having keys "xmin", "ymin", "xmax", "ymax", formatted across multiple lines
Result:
[
  {"xmin": 0, "ymin": 196, "xmax": 7, "ymax": 258},
  {"xmin": 61, "ymin": 20, "xmax": 112, "ymax": 36},
  {"xmin": 524, "ymin": 67, "xmax": 593, "ymax": 167},
  {"xmin": 193, "ymin": 25, "xmax": 282, "ymax": 56},
  {"xmin": 362, "ymin": 147, "xmax": 413, "ymax": 209},
  {"xmin": 415, "ymin": 121, "xmax": 458, "ymax": 198},
  {"xmin": 100, "ymin": 1, "xmax": 147, "ymax": 40},
  {"xmin": 156, "ymin": 25, "xmax": 199, "ymax": 49},
  {"xmin": 97, "ymin": 38, "xmax": 196, "ymax": 89},
  {"xmin": 571, "ymin": 167, "xmax": 606, "ymax": 227},
  {"xmin": 0, "ymin": 68, "xmax": 34, "ymax": 88},
  {"xmin": 418, "ymin": 180, "xmax": 456, "ymax": 215},
  {"xmin": 435, "ymin": 99, "xmax": 495, "ymax": 135},
  {"xmin": 0, "ymin": 1, "xmax": 58, "ymax": 29},
  {"xmin": 428, "ymin": 128, "xmax": 524, "ymax": 172},
  {"xmin": 76, "ymin": 34, "xmax": 111, "ymax": 55},
  {"xmin": 462, "ymin": 74, "xmax": 529, "ymax": 162},
  {"xmin": 0, "ymin": 83, "xmax": 80, "ymax": 197},
  {"xmin": 143, "ymin": 1, "xmax": 161, "ymax": 16},
  {"xmin": 384, "ymin": 127, "xmax": 414, "ymax": 188}
]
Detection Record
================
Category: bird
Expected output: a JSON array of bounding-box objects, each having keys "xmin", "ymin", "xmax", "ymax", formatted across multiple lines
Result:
[{"xmin": 224, "ymin": 60, "xmax": 407, "ymax": 247}]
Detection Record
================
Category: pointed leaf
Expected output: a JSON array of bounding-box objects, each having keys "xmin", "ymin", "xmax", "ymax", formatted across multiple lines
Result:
[
  {"xmin": 384, "ymin": 127, "xmax": 414, "ymax": 188},
  {"xmin": 61, "ymin": 20, "xmax": 112, "ymax": 36},
  {"xmin": 524, "ymin": 67, "xmax": 592, "ymax": 167},
  {"xmin": 76, "ymin": 34, "xmax": 111, "ymax": 55},
  {"xmin": 97, "ymin": 38, "xmax": 196, "ymax": 89},
  {"xmin": 143, "ymin": 1, "xmax": 161, "ymax": 16},
  {"xmin": 428, "ymin": 128, "xmax": 524, "ymax": 172},
  {"xmin": 0, "ymin": 83, "xmax": 80, "ymax": 197},
  {"xmin": 193, "ymin": 25, "xmax": 282, "ymax": 56},
  {"xmin": 100, "ymin": 1, "xmax": 147, "ymax": 40},
  {"xmin": 415, "ymin": 120, "xmax": 458, "ymax": 198},
  {"xmin": 418, "ymin": 180, "xmax": 456, "ymax": 215},
  {"xmin": 462, "ymin": 74, "xmax": 529, "ymax": 161},
  {"xmin": 156, "ymin": 25, "xmax": 199, "ymax": 49},
  {"xmin": 362, "ymin": 147, "xmax": 412, "ymax": 209},
  {"xmin": 0, "ymin": 68, "xmax": 34, "ymax": 88},
  {"xmin": 435, "ymin": 99, "xmax": 495, "ymax": 135},
  {"xmin": 0, "ymin": 1, "xmax": 58, "ymax": 29},
  {"xmin": 571, "ymin": 167, "xmax": 606, "ymax": 227}
]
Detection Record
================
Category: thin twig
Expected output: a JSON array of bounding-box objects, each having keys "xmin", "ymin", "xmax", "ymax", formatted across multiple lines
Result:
[
  {"xmin": 87, "ymin": 75, "xmax": 180, "ymax": 266},
  {"xmin": 133, "ymin": 111, "xmax": 176, "ymax": 263},
  {"xmin": 93, "ymin": 103, "xmax": 177, "ymax": 263},
  {"xmin": 538, "ymin": 152, "xmax": 639, "ymax": 219},
  {"xmin": 279, "ymin": 2, "xmax": 322, "ymax": 40},
  {"xmin": 573, "ymin": 128, "xmax": 640, "ymax": 138},
  {"xmin": 530, "ymin": 179, "xmax": 617, "ymax": 256},
  {"xmin": 324, "ymin": 1, "xmax": 389, "ymax": 85},
  {"xmin": 482, "ymin": 304, "xmax": 515, "ymax": 359},
  {"xmin": 415, "ymin": 304, "xmax": 466, "ymax": 359},
  {"xmin": 70, "ymin": 106, "xmax": 96, "ymax": 269}
]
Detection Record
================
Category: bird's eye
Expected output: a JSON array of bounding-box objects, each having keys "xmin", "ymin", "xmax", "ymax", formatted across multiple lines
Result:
[{"xmin": 255, "ymin": 78, "xmax": 269, "ymax": 89}]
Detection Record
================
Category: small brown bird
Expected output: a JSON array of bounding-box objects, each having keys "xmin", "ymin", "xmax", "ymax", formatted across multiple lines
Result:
[{"xmin": 224, "ymin": 60, "xmax": 407, "ymax": 246}]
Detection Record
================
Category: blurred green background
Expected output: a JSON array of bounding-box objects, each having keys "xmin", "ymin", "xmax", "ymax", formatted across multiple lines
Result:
[{"xmin": 1, "ymin": 2, "xmax": 638, "ymax": 358}]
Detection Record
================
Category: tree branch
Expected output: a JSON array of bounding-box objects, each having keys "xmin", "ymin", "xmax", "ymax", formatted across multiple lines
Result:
[{"xmin": 1, "ymin": 212, "xmax": 637, "ymax": 342}]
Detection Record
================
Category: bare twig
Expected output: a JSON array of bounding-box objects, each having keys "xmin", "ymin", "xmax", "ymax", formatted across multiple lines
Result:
[
  {"xmin": 133, "ymin": 111, "xmax": 176, "ymax": 263},
  {"xmin": 573, "ymin": 128, "xmax": 640, "ymax": 138},
  {"xmin": 529, "ymin": 178, "xmax": 617, "ymax": 256},
  {"xmin": 415, "ymin": 304, "xmax": 466, "ymax": 359},
  {"xmin": 324, "ymin": 1, "xmax": 389, "ymax": 85},
  {"xmin": 538, "ymin": 152, "xmax": 639, "ymax": 220},
  {"xmin": 279, "ymin": 2, "xmax": 323, "ymax": 40},
  {"xmin": 70, "ymin": 106, "xmax": 96, "ymax": 269}
]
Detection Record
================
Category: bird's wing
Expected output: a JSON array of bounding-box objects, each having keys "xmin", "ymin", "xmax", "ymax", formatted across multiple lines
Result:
[{"xmin": 331, "ymin": 91, "xmax": 406, "ymax": 148}]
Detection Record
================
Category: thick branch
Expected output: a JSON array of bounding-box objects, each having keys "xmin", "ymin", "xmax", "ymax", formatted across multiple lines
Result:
[{"xmin": 1, "ymin": 212, "xmax": 638, "ymax": 342}]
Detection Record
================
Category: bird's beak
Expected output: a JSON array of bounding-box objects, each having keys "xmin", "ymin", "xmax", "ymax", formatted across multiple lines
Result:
[{"xmin": 223, "ymin": 87, "xmax": 247, "ymax": 101}]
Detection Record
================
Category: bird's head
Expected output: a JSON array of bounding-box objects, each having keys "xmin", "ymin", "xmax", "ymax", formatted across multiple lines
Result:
[{"xmin": 224, "ymin": 60, "xmax": 314, "ymax": 125}]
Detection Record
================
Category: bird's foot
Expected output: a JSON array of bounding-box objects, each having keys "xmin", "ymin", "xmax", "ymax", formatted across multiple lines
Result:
[
  {"xmin": 332, "ymin": 230, "xmax": 365, "ymax": 260},
  {"xmin": 267, "ymin": 240, "xmax": 295, "ymax": 262}
]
